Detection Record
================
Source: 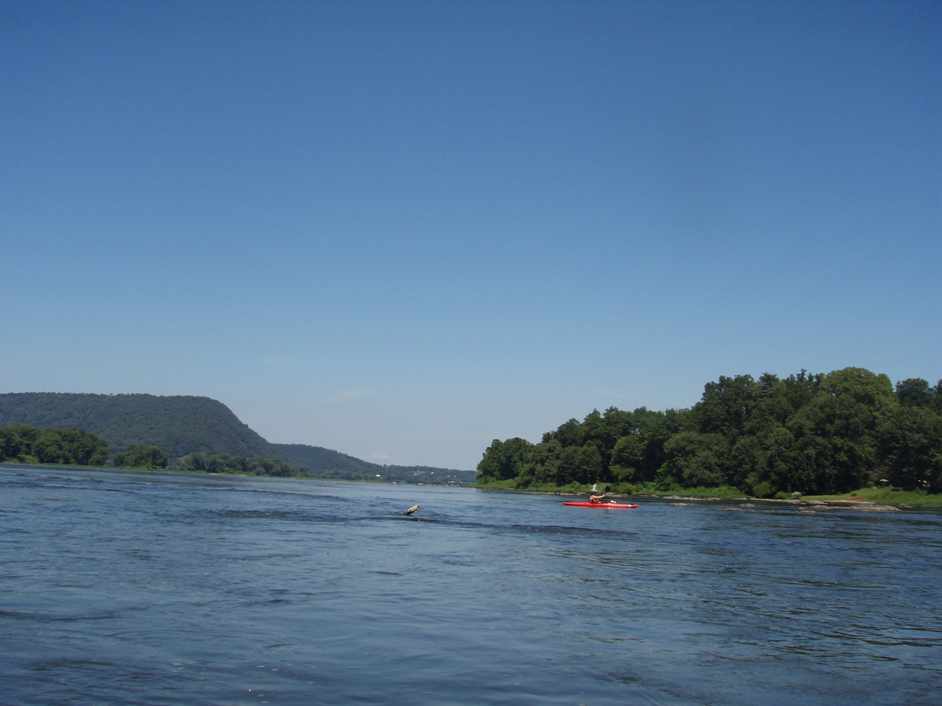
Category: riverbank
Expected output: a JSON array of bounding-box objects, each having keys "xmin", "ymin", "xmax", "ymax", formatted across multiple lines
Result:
[
  {"xmin": 0, "ymin": 461, "xmax": 458, "ymax": 486},
  {"xmin": 800, "ymin": 487, "xmax": 942, "ymax": 511},
  {"xmin": 475, "ymin": 479, "xmax": 942, "ymax": 511}
]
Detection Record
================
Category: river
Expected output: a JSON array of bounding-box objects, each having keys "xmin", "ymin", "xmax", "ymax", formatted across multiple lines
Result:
[{"xmin": 1, "ymin": 465, "xmax": 940, "ymax": 705}]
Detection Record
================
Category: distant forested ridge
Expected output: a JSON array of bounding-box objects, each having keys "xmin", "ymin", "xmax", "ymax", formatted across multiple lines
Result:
[
  {"xmin": 382, "ymin": 465, "xmax": 477, "ymax": 484},
  {"xmin": 269, "ymin": 443, "xmax": 379, "ymax": 476},
  {"xmin": 0, "ymin": 394, "xmax": 269, "ymax": 458},
  {"xmin": 268, "ymin": 445, "xmax": 476, "ymax": 483},
  {"xmin": 0, "ymin": 393, "xmax": 472, "ymax": 482},
  {"xmin": 477, "ymin": 368, "xmax": 942, "ymax": 497}
]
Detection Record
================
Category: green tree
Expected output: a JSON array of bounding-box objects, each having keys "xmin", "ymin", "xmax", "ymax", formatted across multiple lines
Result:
[
  {"xmin": 877, "ymin": 406, "xmax": 942, "ymax": 491},
  {"xmin": 729, "ymin": 435, "xmax": 766, "ymax": 490},
  {"xmin": 558, "ymin": 443, "xmax": 604, "ymax": 485},
  {"xmin": 1, "ymin": 425, "xmax": 106, "ymax": 464},
  {"xmin": 787, "ymin": 395, "xmax": 875, "ymax": 493},
  {"xmin": 746, "ymin": 373, "xmax": 792, "ymax": 433},
  {"xmin": 0, "ymin": 427, "xmax": 22, "ymax": 460},
  {"xmin": 518, "ymin": 440, "xmax": 563, "ymax": 485},
  {"xmin": 115, "ymin": 444, "xmax": 168, "ymax": 469},
  {"xmin": 602, "ymin": 407, "xmax": 637, "ymax": 444},
  {"xmin": 659, "ymin": 432, "xmax": 728, "ymax": 487},
  {"xmin": 781, "ymin": 368, "xmax": 895, "ymax": 493},
  {"xmin": 896, "ymin": 378, "xmax": 933, "ymax": 408},
  {"xmin": 2, "ymin": 425, "xmax": 38, "ymax": 460},
  {"xmin": 625, "ymin": 408, "xmax": 683, "ymax": 482},
  {"xmin": 694, "ymin": 375, "xmax": 760, "ymax": 438},
  {"xmin": 34, "ymin": 430, "xmax": 66, "ymax": 464},
  {"xmin": 760, "ymin": 425, "xmax": 798, "ymax": 495},
  {"xmin": 544, "ymin": 418, "xmax": 585, "ymax": 448},
  {"xmin": 61, "ymin": 429, "xmax": 108, "ymax": 465},
  {"xmin": 477, "ymin": 438, "xmax": 532, "ymax": 481},
  {"xmin": 822, "ymin": 367, "xmax": 895, "ymax": 410},
  {"xmin": 781, "ymin": 369, "xmax": 823, "ymax": 414},
  {"xmin": 610, "ymin": 434, "xmax": 646, "ymax": 483}
]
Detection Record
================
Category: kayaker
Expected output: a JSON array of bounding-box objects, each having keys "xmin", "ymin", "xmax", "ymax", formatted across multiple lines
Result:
[{"xmin": 589, "ymin": 483, "xmax": 607, "ymax": 503}]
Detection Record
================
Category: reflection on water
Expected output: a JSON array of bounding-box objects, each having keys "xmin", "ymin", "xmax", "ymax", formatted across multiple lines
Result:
[{"xmin": 1, "ymin": 465, "xmax": 940, "ymax": 705}]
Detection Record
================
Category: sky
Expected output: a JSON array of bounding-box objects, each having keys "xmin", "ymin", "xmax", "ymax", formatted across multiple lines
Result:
[{"xmin": 2, "ymin": 1, "xmax": 940, "ymax": 469}]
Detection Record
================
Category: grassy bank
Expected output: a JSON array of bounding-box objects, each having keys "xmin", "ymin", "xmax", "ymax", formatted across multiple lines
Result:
[
  {"xmin": 802, "ymin": 487, "xmax": 942, "ymax": 510},
  {"xmin": 475, "ymin": 479, "xmax": 942, "ymax": 510}
]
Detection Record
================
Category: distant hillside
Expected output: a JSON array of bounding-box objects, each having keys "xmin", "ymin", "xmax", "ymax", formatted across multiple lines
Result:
[
  {"xmin": 269, "ymin": 443, "xmax": 380, "ymax": 476},
  {"xmin": 0, "ymin": 392, "xmax": 473, "ymax": 482},
  {"xmin": 268, "ymin": 449, "xmax": 477, "ymax": 483},
  {"xmin": 0, "ymin": 393, "xmax": 269, "ymax": 458},
  {"xmin": 383, "ymin": 465, "xmax": 477, "ymax": 484}
]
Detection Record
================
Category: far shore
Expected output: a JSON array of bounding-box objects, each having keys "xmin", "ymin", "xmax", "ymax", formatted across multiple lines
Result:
[
  {"xmin": 0, "ymin": 461, "xmax": 461, "ymax": 486},
  {"xmin": 3, "ymin": 463, "xmax": 937, "ymax": 510}
]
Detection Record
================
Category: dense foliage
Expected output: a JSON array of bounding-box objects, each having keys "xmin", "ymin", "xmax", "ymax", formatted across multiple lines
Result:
[
  {"xmin": 114, "ymin": 445, "xmax": 169, "ymax": 469},
  {"xmin": 477, "ymin": 368, "xmax": 942, "ymax": 497},
  {"xmin": 0, "ymin": 425, "xmax": 108, "ymax": 466},
  {"xmin": 176, "ymin": 452, "xmax": 303, "ymax": 477},
  {"xmin": 0, "ymin": 425, "xmax": 299, "ymax": 477},
  {"xmin": 269, "ymin": 442, "xmax": 379, "ymax": 476}
]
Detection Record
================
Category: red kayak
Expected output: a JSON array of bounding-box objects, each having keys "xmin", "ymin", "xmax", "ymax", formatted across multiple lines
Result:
[{"xmin": 562, "ymin": 501, "xmax": 639, "ymax": 509}]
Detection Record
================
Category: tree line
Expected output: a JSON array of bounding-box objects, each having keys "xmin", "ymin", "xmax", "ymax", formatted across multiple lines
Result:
[
  {"xmin": 477, "ymin": 368, "xmax": 942, "ymax": 496},
  {"xmin": 0, "ymin": 425, "xmax": 306, "ymax": 477},
  {"xmin": 176, "ymin": 452, "xmax": 302, "ymax": 477},
  {"xmin": 0, "ymin": 425, "xmax": 109, "ymax": 466}
]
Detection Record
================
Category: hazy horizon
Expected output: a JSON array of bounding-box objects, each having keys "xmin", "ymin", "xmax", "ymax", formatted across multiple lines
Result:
[{"xmin": 4, "ymin": 2, "xmax": 939, "ymax": 469}]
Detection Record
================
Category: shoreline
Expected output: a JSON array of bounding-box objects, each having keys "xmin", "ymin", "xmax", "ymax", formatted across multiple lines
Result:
[
  {"xmin": 3, "ymin": 463, "xmax": 932, "ymax": 511},
  {"xmin": 653, "ymin": 494, "xmax": 900, "ymax": 513},
  {"xmin": 0, "ymin": 462, "xmax": 460, "ymax": 486},
  {"xmin": 475, "ymin": 483, "xmax": 940, "ymax": 512}
]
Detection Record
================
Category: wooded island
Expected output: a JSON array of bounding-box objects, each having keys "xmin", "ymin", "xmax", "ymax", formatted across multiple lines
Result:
[{"xmin": 477, "ymin": 368, "xmax": 942, "ymax": 498}]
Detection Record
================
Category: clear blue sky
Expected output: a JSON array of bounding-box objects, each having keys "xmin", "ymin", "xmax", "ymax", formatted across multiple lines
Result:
[{"xmin": 3, "ymin": 1, "xmax": 939, "ymax": 469}]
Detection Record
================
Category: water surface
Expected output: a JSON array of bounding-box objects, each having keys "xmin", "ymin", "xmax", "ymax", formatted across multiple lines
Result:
[{"xmin": 2, "ymin": 466, "xmax": 940, "ymax": 705}]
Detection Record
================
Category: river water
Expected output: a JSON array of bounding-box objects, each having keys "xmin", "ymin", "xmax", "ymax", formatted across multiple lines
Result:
[{"xmin": 1, "ymin": 465, "xmax": 940, "ymax": 705}]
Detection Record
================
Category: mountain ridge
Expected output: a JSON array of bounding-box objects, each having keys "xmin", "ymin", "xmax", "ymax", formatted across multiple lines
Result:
[{"xmin": 0, "ymin": 392, "xmax": 474, "ymax": 482}]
